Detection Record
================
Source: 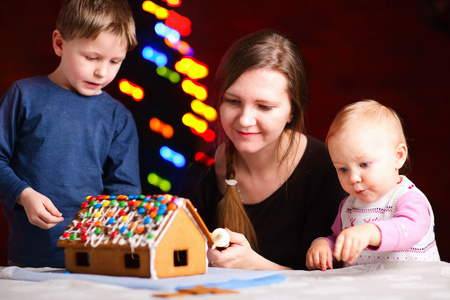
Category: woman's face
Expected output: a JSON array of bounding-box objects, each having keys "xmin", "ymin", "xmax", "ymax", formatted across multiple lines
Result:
[{"xmin": 219, "ymin": 68, "xmax": 293, "ymax": 155}]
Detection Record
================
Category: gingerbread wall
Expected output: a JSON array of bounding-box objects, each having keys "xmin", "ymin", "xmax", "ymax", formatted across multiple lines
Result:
[{"xmin": 0, "ymin": 1, "xmax": 449, "ymax": 265}]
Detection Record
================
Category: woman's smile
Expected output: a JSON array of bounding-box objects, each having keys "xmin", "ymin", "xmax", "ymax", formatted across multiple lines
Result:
[{"xmin": 236, "ymin": 130, "xmax": 260, "ymax": 138}]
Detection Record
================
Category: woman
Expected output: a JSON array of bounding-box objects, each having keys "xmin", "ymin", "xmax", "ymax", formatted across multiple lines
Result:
[{"xmin": 179, "ymin": 29, "xmax": 346, "ymax": 270}]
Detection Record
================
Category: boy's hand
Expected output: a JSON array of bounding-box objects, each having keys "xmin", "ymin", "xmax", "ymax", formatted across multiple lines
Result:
[
  {"xmin": 333, "ymin": 223, "xmax": 381, "ymax": 264},
  {"xmin": 306, "ymin": 238, "xmax": 333, "ymax": 271},
  {"xmin": 17, "ymin": 187, "xmax": 64, "ymax": 230}
]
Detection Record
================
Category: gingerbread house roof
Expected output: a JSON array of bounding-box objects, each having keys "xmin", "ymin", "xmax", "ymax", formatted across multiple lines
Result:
[{"xmin": 57, "ymin": 194, "xmax": 214, "ymax": 250}]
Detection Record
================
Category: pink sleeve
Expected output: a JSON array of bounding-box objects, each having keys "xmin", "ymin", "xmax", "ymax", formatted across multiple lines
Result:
[
  {"xmin": 370, "ymin": 191, "xmax": 431, "ymax": 252},
  {"xmin": 324, "ymin": 197, "xmax": 347, "ymax": 250}
]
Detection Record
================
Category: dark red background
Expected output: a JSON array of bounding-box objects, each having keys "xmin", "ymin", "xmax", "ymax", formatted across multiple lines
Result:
[{"xmin": 1, "ymin": 0, "xmax": 449, "ymax": 265}]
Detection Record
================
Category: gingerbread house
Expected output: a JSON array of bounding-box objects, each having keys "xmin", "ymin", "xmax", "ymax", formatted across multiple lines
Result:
[{"xmin": 57, "ymin": 194, "xmax": 214, "ymax": 279}]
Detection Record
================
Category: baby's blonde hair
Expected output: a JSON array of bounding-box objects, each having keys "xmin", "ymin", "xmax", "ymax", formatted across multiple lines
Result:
[
  {"xmin": 56, "ymin": 0, "xmax": 137, "ymax": 51},
  {"xmin": 326, "ymin": 99, "xmax": 407, "ymax": 148}
]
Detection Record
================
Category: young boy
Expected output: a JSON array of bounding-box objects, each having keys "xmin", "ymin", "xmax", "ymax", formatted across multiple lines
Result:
[
  {"xmin": 0, "ymin": 0, "xmax": 141, "ymax": 268},
  {"xmin": 306, "ymin": 100, "xmax": 440, "ymax": 271}
]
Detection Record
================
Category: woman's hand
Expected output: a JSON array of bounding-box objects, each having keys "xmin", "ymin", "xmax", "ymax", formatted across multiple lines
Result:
[
  {"xmin": 306, "ymin": 238, "xmax": 333, "ymax": 271},
  {"xmin": 17, "ymin": 187, "xmax": 64, "ymax": 229},
  {"xmin": 207, "ymin": 228, "xmax": 291, "ymax": 270}
]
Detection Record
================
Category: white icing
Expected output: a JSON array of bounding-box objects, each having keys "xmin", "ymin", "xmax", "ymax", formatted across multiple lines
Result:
[
  {"xmin": 225, "ymin": 179, "xmax": 237, "ymax": 186},
  {"xmin": 211, "ymin": 228, "xmax": 230, "ymax": 248},
  {"xmin": 150, "ymin": 247, "xmax": 157, "ymax": 279}
]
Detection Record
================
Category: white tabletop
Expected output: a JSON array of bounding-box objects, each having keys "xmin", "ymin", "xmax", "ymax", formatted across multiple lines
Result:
[{"xmin": 1, "ymin": 261, "xmax": 449, "ymax": 299}]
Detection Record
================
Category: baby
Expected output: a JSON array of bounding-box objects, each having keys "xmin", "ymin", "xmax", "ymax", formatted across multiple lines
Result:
[{"xmin": 306, "ymin": 100, "xmax": 440, "ymax": 270}]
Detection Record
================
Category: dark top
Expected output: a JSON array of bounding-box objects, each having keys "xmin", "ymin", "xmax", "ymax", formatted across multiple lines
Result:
[
  {"xmin": 0, "ymin": 76, "xmax": 141, "ymax": 267},
  {"xmin": 178, "ymin": 135, "xmax": 347, "ymax": 270}
]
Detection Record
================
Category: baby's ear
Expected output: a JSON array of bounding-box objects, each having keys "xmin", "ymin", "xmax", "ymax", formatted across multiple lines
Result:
[
  {"xmin": 395, "ymin": 143, "xmax": 408, "ymax": 169},
  {"xmin": 52, "ymin": 30, "xmax": 65, "ymax": 57}
]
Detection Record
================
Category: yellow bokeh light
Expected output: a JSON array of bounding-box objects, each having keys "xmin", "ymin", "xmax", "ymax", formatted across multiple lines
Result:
[
  {"xmin": 175, "ymin": 57, "xmax": 208, "ymax": 80},
  {"xmin": 142, "ymin": 1, "xmax": 156, "ymax": 13},
  {"xmin": 142, "ymin": 1, "xmax": 168, "ymax": 19},
  {"xmin": 182, "ymin": 113, "xmax": 208, "ymax": 133},
  {"xmin": 191, "ymin": 99, "xmax": 203, "ymax": 112},
  {"xmin": 119, "ymin": 79, "xmax": 144, "ymax": 101},
  {"xmin": 119, "ymin": 80, "xmax": 131, "ymax": 93},
  {"xmin": 167, "ymin": 0, "xmax": 181, "ymax": 6},
  {"xmin": 155, "ymin": 7, "xmax": 169, "ymax": 19},
  {"xmin": 132, "ymin": 89, "xmax": 144, "ymax": 100},
  {"xmin": 181, "ymin": 79, "xmax": 208, "ymax": 100},
  {"xmin": 190, "ymin": 99, "xmax": 217, "ymax": 121},
  {"xmin": 203, "ymin": 106, "xmax": 217, "ymax": 121}
]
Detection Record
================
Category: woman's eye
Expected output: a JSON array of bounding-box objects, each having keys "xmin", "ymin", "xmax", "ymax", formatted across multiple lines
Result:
[
  {"xmin": 86, "ymin": 57, "xmax": 97, "ymax": 61},
  {"xmin": 224, "ymin": 98, "xmax": 239, "ymax": 105},
  {"xmin": 259, "ymin": 105, "xmax": 273, "ymax": 111},
  {"xmin": 361, "ymin": 162, "xmax": 371, "ymax": 168}
]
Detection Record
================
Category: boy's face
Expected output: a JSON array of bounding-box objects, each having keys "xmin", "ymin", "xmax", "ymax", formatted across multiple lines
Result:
[
  {"xmin": 52, "ymin": 30, "xmax": 127, "ymax": 96},
  {"xmin": 328, "ymin": 125, "xmax": 406, "ymax": 203}
]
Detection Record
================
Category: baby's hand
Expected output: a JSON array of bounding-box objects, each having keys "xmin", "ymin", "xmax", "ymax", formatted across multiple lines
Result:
[
  {"xmin": 17, "ymin": 187, "xmax": 64, "ymax": 230},
  {"xmin": 334, "ymin": 223, "xmax": 381, "ymax": 264},
  {"xmin": 306, "ymin": 238, "xmax": 333, "ymax": 271}
]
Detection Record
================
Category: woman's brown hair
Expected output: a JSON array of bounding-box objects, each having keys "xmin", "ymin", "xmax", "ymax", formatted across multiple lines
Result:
[{"xmin": 215, "ymin": 29, "xmax": 308, "ymax": 251}]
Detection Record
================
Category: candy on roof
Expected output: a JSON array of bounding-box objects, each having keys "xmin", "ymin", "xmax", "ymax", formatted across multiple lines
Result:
[{"xmin": 59, "ymin": 194, "xmax": 187, "ymax": 249}]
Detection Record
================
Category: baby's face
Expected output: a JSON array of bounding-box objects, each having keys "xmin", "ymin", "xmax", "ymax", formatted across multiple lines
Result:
[
  {"xmin": 57, "ymin": 31, "xmax": 127, "ymax": 96},
  {"xmin": 328, "ymin": 126, "xmax": 402, "ymax": 203}
]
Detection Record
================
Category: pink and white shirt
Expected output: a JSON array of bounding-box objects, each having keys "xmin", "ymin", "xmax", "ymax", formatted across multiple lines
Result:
[{"xmin": 326, "ymin": 176, "xmax": 440, "ymax": 265}]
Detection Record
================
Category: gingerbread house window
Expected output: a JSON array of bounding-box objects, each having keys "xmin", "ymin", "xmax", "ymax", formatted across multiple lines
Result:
[
  {"xmin": 174, "ymin": 250, "xmax": 188, "ymax": 266},
  {"xmin": 124, "ymin": 253, "xmax": 140, "ymax": 269},
  {"xmin": 75, "ymin": 252, "xmax": 90, "ymax": 266}
]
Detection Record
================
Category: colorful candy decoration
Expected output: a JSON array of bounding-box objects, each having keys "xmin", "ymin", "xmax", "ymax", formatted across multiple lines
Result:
[{"xmin": 60, "ymin": 194, "xmax": 184, "ymax": 248}]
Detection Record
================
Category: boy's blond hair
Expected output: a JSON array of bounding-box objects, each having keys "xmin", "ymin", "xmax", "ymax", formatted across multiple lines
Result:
[{"xmin": 56, "ymin": 0, "xmax": 137, "ymax": 50}]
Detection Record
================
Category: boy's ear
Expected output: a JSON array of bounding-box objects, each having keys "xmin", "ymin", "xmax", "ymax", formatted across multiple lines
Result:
[
  {"xmin": 52, "ymin": 30, "xmax": 65, "ymax": 57},
  {"xmin": 395, "ymin": 143, "xmax": 408, "ymax": 169}
]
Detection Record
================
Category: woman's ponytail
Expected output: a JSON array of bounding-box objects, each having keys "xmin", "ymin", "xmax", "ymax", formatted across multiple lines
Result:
[{"xmin": 216, "ymin": 145, "xmax": 258, "ymax": 251}]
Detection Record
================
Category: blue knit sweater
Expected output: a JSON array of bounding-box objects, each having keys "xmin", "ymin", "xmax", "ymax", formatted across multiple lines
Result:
[{"xmin": 0, "ymin": 76, "xmax": 141, "ymax": 267}]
